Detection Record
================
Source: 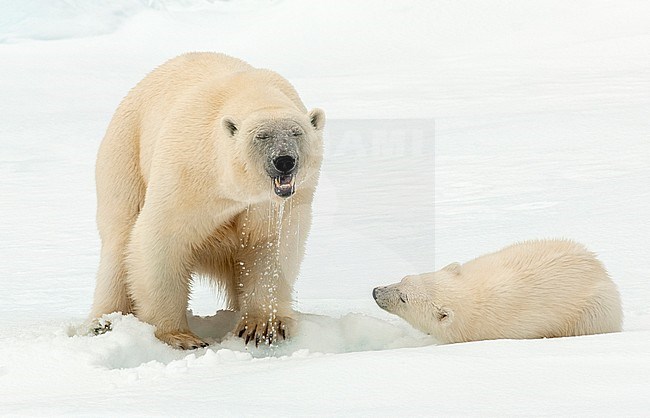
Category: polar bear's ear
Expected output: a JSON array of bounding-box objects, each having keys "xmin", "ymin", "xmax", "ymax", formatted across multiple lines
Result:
[
  {"xmin": 436, "ymin": 307, "xmax": 454, "ymax": 325},
  {"xmin": 308, "ymin": 108, "xmax": 325, "ymax": 131},
  {"xmin": 221, "ymin": 116, "xmax": 238, "ymax": 137},
  {"xmin": 442, "ymin": 262, "xmax": 461, "ymax": 276}
]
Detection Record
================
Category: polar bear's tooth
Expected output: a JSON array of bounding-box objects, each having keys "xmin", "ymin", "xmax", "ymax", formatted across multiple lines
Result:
[{"xmin": 273, "ymin": 174, "xmax": 296, "ymax": 197}]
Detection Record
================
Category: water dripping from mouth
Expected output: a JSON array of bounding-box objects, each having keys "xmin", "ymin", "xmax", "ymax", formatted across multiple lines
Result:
[{"xmin": 237, "ymin": 195, "xmax": 293, "ymax": 349}]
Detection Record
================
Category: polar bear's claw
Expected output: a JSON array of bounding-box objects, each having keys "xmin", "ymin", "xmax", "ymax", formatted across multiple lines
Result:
[
  {"xmin": 90, "ymin": 318, "xmax": 112, "ymax": 335},
  {"xmin": 157, "ymin": 330, "xmax": 208, "ymax": 350},
  {"xmin": 235, "ymin": 317, "xmax": 292, "ymax": 347}
]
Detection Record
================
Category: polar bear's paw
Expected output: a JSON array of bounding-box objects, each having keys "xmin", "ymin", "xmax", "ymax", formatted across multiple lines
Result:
[
  {"xmin": 156, "ymin": 330, "xmax": 209, "ymax": 350},
  {"xmin": 90, "ymin": 318, "xmax": 113, "ymax": 335},
  {"xmin": 235, "ymin": 315, "xmax": 295, "ymax": 347}
]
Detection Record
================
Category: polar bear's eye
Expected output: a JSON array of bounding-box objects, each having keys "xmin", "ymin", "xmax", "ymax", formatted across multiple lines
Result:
[
  {"xmin": 289, "ymin": 128, "xmax": 303, "ymax": 137},
  {"xmin": 255, "ymin": 132, "xmax": 270, "ymax": 140}
]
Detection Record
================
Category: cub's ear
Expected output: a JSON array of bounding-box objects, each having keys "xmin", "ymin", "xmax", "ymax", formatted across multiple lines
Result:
[
  {"xmin": 221, "ymin": 116, "xmax": 238, "ymax": 137},
  {"xmin": 442, "ymin": 262, "xmax": 461, "ymax": 275},
  {"xmin": 308, "ymin": 108, "xmax": 325, "ymax": 131},
  {"xmin": 436, "ymin": 306, "xmax": 454, "ymax": 325}
]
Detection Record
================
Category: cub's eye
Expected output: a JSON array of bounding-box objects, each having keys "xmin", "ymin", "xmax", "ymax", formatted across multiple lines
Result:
[
  {"xmin": 289, "ymin": 129, "xmax": 303, "ymax": 137},
  {"xmin": 255, "ymin": 133, "xmax": 270, "ymax": 140}
]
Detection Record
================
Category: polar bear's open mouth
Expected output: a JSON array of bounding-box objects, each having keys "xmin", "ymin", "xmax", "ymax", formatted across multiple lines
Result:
[{"xmin": 273, "ymin": 174, "xmax": 296, "ymax": 197}]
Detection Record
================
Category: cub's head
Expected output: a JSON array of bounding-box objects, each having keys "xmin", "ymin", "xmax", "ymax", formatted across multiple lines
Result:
[
  {"xmin": 221, "ymin": 108, "xmax": 325, "ymax": 200},
  {"xmin": 372, "ymin": 262, "xmax": 460, "ymax": 338}
]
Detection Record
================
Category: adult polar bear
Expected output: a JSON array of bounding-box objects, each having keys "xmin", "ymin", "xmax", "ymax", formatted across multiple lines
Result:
[{"xmin": 91, "ymin": 53, "xmax": 325, "ymax": 349}]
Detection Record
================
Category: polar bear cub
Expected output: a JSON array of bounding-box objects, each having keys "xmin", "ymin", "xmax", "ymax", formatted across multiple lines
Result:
[{"xmin": 373, "ymin": 239, "xmax": 622, "ymax": 344}]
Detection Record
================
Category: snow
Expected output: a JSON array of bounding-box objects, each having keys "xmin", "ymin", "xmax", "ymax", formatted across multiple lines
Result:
[{"xmin": 1, "ymin": 0, "xmax": 649, "ymax": 415}]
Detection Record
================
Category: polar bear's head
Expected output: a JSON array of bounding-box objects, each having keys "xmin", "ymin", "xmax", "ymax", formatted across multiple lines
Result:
[
  {"xmin": 373, "ymin": 263, "xmax": 461, "ymax": 338},
  {"xmin": 221, "ymin": 107, "xmax": 325, "ymax": 200}
]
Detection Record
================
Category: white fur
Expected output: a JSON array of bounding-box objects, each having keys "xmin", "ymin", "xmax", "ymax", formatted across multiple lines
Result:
[
  {"xmin": 374, "ymin": 239, "xmax": 623, "ymax": 343},
  {"xmin": 91, "ymin": 52, "xmax": 325, "ymax": 349}
]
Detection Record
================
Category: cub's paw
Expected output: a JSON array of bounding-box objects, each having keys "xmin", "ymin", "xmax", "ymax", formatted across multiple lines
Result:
[
  {"xmin": 235, "ymin": 315, "xmax": 295, "ymax": 347},
  {"xmin": 156, "ymin": 330, "xmax": 208, "ymax": 350}
]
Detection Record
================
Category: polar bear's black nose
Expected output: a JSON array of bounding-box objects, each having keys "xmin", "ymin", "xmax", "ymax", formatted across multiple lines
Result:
[
  {"xmin": 372, "ymin": 287, "xmax": 380, "ymax": 300},
  {"xmin": 273, "ymin": 155, "xmax": 296, "ymax": 174}
]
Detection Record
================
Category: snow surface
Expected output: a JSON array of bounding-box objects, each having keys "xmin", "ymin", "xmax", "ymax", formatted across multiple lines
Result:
[{"xmin": 1, "ymin": 0, "xmax": 649, "ymax": 416}]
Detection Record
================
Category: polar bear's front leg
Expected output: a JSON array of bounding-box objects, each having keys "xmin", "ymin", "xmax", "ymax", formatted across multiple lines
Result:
[
  {"xmin": 233, "ymin": 242, "xmax": 297, "ymax": 346},
  {"xmin": 126, "ymin": 209, "xmax": 208, "ymax": 350}
]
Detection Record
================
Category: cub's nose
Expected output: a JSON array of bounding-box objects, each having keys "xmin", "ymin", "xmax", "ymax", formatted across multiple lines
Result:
[{"xmin": 273, "ymin": 155, "xmax": 296, "ymax": 174}]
